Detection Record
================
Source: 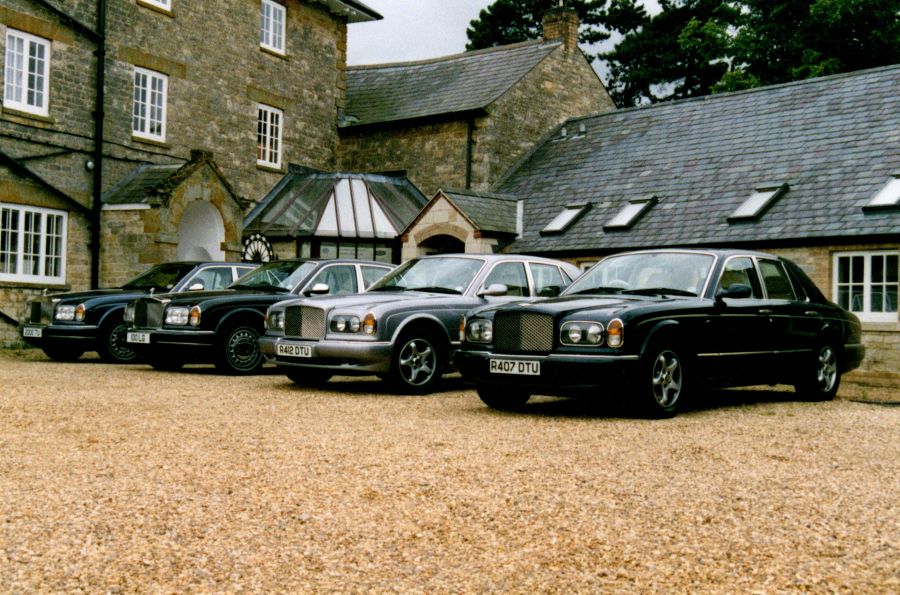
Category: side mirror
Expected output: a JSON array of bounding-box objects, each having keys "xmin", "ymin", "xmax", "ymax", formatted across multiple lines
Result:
[
  {"xmin": 188, "ymin": 282, "xmax": 205, "ymax": 291},
  {"xmin": 538, "ymin": 285, "xmax": 561, "ymax": 298},
  {"xmin": 478, "ymin": 283, "xmax": 509, "ymax": 297},
  {"xmin": 715, "ymin": 283, "xmax": 752, "ymax": 304},
  {"xmin": 306, "ymin": 283, "xmax": 330, "ymax": 296}
]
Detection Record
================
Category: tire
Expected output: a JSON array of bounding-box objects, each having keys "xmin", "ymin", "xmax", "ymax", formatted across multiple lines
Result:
[
  {"xmin": 794, "ymin": 343, "xmax": 840, "ymax": 401},
  {"xmin": 477, "ymin": 384, "xmax": 531, "ymax": 411},
  {"xmin": 389, "ymin": 330, "xmax": 444, "ymax": 393},
  {"xmin": 637, "ymin": 342, "xmax": 687, "ymax": 418},
  {"xmin": 41, "ymin": 345, "xmax": 85, "ymax": 362},
  {"xmin": 286, "ymin": 369, "xmax": 332, "ymax": 386},
  {"xmin": 98, "ymin": 320, "xmax": 139, "ymax": 363},
  {"xmin": 215, "ymin": 324, "xmax": 264, "ymax": 375},
  {"xmin": 147, "ymin": 354, "xmax": 184, "ymax": 372}
]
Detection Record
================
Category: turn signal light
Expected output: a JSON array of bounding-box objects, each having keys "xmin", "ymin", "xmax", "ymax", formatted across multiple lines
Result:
[{"xmin": 606, "ymin": 318, "xmax": 624, "ymax": 348}]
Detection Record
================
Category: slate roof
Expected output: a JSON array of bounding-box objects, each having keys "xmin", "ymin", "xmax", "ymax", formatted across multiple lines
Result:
[
  {"xmin": 343, "ymin": 40, "xmax": 560, "ymax": 127},
  {"xmin": 101, "ymin": 163, "xmax": 182, "ymax": 205},
  {"xmin": 497, "ymin": 65, "xmax": 900, "ymax": 254},
  {"xmin": 441, "ymin": 189, "xmax": 519, "ymax": 235}
]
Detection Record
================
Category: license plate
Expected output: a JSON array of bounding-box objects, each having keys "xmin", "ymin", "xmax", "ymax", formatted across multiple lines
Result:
[
  {"xmin": 277, "ymin": 342, "xmax": 312, "ymax": 358},
  {"xmin": 127, "ymin": 331, "xmax": 150, "ymax": 344},
  {"xmin": 489, "ymin": 358, "xmax": 541, "ymax": 376},
  {"xmin": 23, "ymin": 327, "xmax": 42, "ymax": 338}
]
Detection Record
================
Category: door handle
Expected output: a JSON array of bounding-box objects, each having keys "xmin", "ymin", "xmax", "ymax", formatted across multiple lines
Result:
[
  {"xmin": 758, "ymin": 309, "xmax": 773, "ymax": 315},
  {"xmin": 805, "ymin": 310, "xmax": 822, "ymax": 317}
]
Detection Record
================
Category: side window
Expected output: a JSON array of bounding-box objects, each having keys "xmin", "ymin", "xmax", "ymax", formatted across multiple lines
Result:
[
  {"xmin": 235, "ymin": 266, "xmax": 256, "ymax": 281},
  {"xmin": 716, "ymin": 257, "xmax": 762, "ymax": 298},
  {"xmin": 483, "ymin": 262, "xmax": 528, "ymax": 297},
  {"xmin": 361, "ymin": 265, "xmax": 390, "ymax": 288},
  {"xmin": 308, "ymin": 265, "xmax": 358, "ymax": 295},
  {"xmin": 530, "ymin": 263, "xmax": 566, "ymax": 297},
  {"xmin": 187, "ymin": 267, "xmax": 233, "ymax": 291},
  {"xmin": 758, "ymin": 259, "xmax": 797, "ymax": 300}
]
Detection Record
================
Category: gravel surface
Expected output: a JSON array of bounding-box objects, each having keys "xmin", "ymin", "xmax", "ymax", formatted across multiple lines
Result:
[{"xmin": 1, "ymin": 350, "xmax": 898, "ymax": 593}]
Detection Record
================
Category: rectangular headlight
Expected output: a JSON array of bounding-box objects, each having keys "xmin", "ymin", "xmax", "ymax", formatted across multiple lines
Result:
[{"xmin": 165, "ymin": 306, "xmax": 190, "ymax": 326}]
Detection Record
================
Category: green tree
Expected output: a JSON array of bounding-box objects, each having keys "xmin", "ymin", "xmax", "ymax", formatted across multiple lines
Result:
[{"xmin": 466, "ymin": 0, "xmax": 610, "ymax": 51}]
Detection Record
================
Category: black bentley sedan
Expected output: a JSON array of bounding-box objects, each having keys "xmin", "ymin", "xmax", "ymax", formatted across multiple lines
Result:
[
  {"xmin": 125, "ymin": 259, "xmax": 393, "ymax": 374},
  {"xmin": 20, "ymin": 261, "xmax": 255, "ymax": 363},
  {"xmin": 455, "ymin": 249, "xmax": 865, "ymax": 417}
]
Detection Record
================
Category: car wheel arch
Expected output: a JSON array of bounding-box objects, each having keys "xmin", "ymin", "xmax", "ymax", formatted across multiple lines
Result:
[
  {"xmin": 390, "ymin": 315, "xmax": 452, "ymax": 349},
  {"xmin": 638, "ymin": 319, "xmax": 684, "ymax": 359},
  {"xmin": 216, "ymin": 308, "xmax": 265, "ymax": 334}
]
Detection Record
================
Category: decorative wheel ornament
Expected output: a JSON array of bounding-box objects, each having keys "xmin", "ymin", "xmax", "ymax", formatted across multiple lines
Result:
[{"xmin": 242, "ymin": 233, "xmax": 274, "ymax": 263}]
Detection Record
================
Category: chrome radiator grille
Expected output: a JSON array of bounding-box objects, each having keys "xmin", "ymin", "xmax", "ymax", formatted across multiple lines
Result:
[
  {"xmin": 29, "ymin": 300, "xmax": 52, "ymax": 324},
  {"xmin": 494, "ymin": 311, "xmax": 554, "ymax": 353},
  {"xmin": 285, "ymin": 306, "xmax": 325, "ymax": 339},
  {"xmin": 134, "ymin": 299, "xmax": 164, "ymax": 329}
]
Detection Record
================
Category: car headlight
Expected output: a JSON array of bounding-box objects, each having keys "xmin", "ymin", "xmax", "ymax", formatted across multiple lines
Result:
[
  {"xmin": 165, "ymin": 306, "xmax": 191, "ymax": 326},
  {"xmin": 330, "ymin": 315, "xmax": 362, "ymax": 333},
  {"xmin": 266, "ymin": 310, "xmax": 285, "ymax": 331},
  {"xmin": 55, "ymin": 304, "xmax": 85, "ymax": 322},
  {"xmin": 560, "ymin": 321, "xmax": 605, "ymax": 346},
  {"xmin": 606, "ymin": 318, "xmax": 624, "ymax": 348},
  {"xmin": 465, "ymin": 319, "xmax": 493, "ymax": 343},
  {"xmin": 123, "ymin": 303, "xmax": 135, "ymax": 322}
]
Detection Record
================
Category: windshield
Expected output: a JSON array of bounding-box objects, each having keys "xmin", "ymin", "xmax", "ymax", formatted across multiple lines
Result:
[
  {"xmin": 230, "ymin": 260, "xmax": 318, "ymax": 291},
  {"xmin": 566, "ymin": 252, "xmax": 715, "ymax": 297},
  {"xmin": 122, "ymin": 263, "xmax": 197, "ymax": 291},
  {"xmin": 369, "ymin": 256, "xmax": 485, "ymax": 295}
]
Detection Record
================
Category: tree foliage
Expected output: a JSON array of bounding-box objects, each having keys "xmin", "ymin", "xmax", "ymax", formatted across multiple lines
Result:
[{"xmin": 466, "ymin": 0, "xmax": 900, "ymax": 107}]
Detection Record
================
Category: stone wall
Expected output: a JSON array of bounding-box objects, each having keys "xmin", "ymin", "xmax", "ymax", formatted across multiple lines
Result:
[{"xmin": 401, "ymin": 196, "xmax": 498, "ymax": 261}]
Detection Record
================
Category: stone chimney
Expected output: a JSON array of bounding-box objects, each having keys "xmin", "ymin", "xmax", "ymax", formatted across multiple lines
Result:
[{"xmin": 542, "ymin": 6, "xmax": 579, "ymax": 53}]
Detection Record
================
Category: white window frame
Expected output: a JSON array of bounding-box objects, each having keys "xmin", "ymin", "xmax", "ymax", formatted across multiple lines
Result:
[
  {"xmin": 833, "ymin": 251, "xmax": 899, "ymax": 323},
  {"xmin": 132, "ymin": 66, "xmax": 168, "ymax": 142},
  {"xmin": 257, "ymin": 103, "xmax": 283, "ymax": 168},
  {"xmin": 3, "ymin": 28, "xmax": 51, "ymax": 117},
  {"xmin": 260, "ymin": 0, "xmax": 286, "ymax": 55},
  {"xmin": 0, "ymin": 203, "xmax": 67, "ymax": 284},
  {"xmin": 138, "ymin": 0, "xmax": 172, "ymax": 11}
]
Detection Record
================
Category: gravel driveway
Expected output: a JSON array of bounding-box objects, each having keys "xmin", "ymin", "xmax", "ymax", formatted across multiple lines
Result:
[{"xmin": 1, "ymin": 350, "xmax": 897, "ymax": 593}]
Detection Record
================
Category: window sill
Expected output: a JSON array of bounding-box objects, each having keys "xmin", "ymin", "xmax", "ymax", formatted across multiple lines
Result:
[
  {"xmin": 260, "ymin": 46, "xmax": 289, "ymax": 61},
  {"xmin": 256, "ymin": 163, "xmax": 284, "ymax": 174},
  {"xmin": 136, "ymin": 0, "xmax": 175, "ymax": 17},
  {"xmin": 1, "ymin": 106, "xmax": 54, "ymax": 125},
  {"xmin": 860, "ymin": 321, "xmax": 900, "ymax": 332},
  {"xmin": 0, "ymin": 279, "xmax": 70, "ymax": 290},
  {"xmin": 132, "ymin": 135, "xmax": 171, "ymax": 149}
]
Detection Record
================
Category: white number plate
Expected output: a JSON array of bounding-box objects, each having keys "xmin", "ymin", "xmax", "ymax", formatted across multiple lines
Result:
[
  {"xmin": 277, "ymin": 342, "xmax": 312, "ymax": 358},
  {"xmin": 127, "ymin": 331, "xmax": 150, "ymax": 344},
  {"xmin": 23, "ymin": 327, "xmax": 42, "ymax": 338},
  {"xmin": 489, "ymin": 358, "xmax": 541, "ymax": 376}
]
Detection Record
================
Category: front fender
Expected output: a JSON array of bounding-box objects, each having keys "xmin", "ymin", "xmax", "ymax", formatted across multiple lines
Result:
[
  {"xmin": 216, "ymin": 307, "xmax": 266, "ymax": 332},
  {"xmin": 637, "ymin": 319, "xmax": 682, "ymax": 359},
  {"xmin": 389, "ymin": 313, "xmax": 454, "ymax": 345}
]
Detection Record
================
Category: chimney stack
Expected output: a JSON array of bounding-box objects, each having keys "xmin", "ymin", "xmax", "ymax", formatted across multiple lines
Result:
[{"xmin": 542, "ymin": 5, "xmax": 579, "ymax": 53}]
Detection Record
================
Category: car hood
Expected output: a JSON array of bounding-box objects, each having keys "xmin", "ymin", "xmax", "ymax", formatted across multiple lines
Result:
[
  {"xmin": 46, "ymin": 288, "xmax": 145, "ymax": 306},
  {"xmin": 158, "ymin": 288, "xmax": 277, "ymax": 304},
  {"xmin": 287, "ymin": 290, "xmax": 467, "ymax": 311},
  {"xmin": 474, "ymin": 294, "xmax": 687, "ymax": 318}
]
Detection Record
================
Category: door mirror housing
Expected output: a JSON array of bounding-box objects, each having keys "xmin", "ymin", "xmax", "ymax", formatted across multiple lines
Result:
[
  {"xmin": 306, "ymin": 283, "xmax": 330, "ymax": 296},
  {"xmin": 478, "ymin": 283, "xmax": 509, "ymax": 297},
  {"xmin": 715, "ymin": 283, "xmax": 752, "ymax": 304},
  {"xmin": 188, "ymin": 282, "xmax": 205, "ymax": 291}
]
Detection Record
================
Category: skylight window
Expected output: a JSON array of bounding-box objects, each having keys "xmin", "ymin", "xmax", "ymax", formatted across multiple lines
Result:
[
  {"xmin": 864, "ymin": 175, "xmax": 900, "ymax": 211},
  {"xmin": 604, "ymin": 197, "xmax": 657, "ymax": 230},
  {"xmin": 540, "ymin": 204, "xmax": 590, "ymax": 235},
  {"xmin": 728, "ymin": 183, "xmax": 789, "ymax": 222}
]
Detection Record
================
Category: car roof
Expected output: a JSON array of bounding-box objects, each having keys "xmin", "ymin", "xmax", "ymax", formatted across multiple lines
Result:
[{"xmin": 604, "ymin": 248, "xmax": 784, "ymax": 260}]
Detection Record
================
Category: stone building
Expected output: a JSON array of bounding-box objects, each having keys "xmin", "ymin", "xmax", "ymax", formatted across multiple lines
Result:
[
  {"xmin": 338, "ymin": 8, "xmax": 614, "ymax": 200},
  {"xmin": 457, "ymin": 66, "xmax": 899, "ymax": 384},
  {"xmin": 0, "ymin": 0, "xmax": 380, "ymax": 344}
]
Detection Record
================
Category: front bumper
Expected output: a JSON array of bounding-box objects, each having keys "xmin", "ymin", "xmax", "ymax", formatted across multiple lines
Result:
[
  {"xmin": 126, "ymin": 327, "xmax": 216, "ymax": 361},
  {"xmin": 20, "ymin": 323, "xmax": 100, "ymax": 348},
  {"xmin": 454, "ymin": 349, "xmax": 640, "ymax": 393},
  {"xmin": 259, "ymin": 335, "xmax": 394, "ymax": 375}
]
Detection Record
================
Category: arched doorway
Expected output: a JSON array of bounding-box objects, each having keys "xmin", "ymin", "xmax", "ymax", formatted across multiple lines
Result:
[
  {"xmin": 418, "ymin": 234, "xmax": 465, "ymax": 255},
  {"xmin": 177, "ymin": 201, "xmax": 225, "ymax": 260}
]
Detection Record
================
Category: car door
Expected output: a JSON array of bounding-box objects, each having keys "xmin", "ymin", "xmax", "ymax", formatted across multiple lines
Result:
[
  {"xmin": 305, "ymin": 264, "xmax": 358, "ymax": 295},
  {"xmin": 703, "ymin": 256, "xmax": 773, "ymax": 383},
  {"xmin": 756, "ymin": 257, "xmax": 809, "ymax": 372},
  {"xmin": 360, "ymin": 264, "xmax": 393, "ymax": 289},
  {"xmin": 529, "ymin": 262, "xmax": 569, "ymax": 297},
  {"xmin": 480, "ymin": 261, "xmax": 530, "ymax": 302}
]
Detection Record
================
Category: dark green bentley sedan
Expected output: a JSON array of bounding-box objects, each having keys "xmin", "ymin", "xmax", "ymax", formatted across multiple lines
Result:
[{"xmin": 455, "ymin": 249, "xmax": 865, "ymax": 417}]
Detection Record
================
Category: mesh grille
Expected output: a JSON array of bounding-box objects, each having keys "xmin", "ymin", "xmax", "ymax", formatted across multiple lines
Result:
[
  {"xmin": 134, "ymin": 299, "xmax": 164, "ymax": 329},
  {"xmin": 285, "ymin": 306, "xmax": 325, "ymax": 339},
  {"xmin": 494, "ymin": 311, "xmax": 554, "ymax": 353}
]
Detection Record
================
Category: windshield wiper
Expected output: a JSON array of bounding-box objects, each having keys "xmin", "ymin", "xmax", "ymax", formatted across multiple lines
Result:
[
  {"xmin": 407, "ymin": 286, "xmax": 462, "ymax": 294},
  {"xmin": 622, "ymin": 287, "xmax": 696, "ymax": 297},
  {"xmin": 369, "ymin": 285, "xmax": 407, "ymax": 291},
  {"xmin": 567, "ymin": 286, "xmax": 626, "ymax": 296}
]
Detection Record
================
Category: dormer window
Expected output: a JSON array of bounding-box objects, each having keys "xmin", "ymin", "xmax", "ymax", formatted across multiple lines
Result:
[
  {"xmin": 260, "ymin": 0, "xmax": 286, "ymax": 55},
  {"xmin": 540, "ymin": 203, "xmax": 590, "ymax": 235},
  {"xmin": 604, "ymin": 197, "xmax": 657, "ymax": 230},
  {"xmin": 864, "ymin": 175, "xmax": 900, "ymax": 211},
  {"xmin": 728, "ymin": 183, "xmax": 789, "ymax": 222}
]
